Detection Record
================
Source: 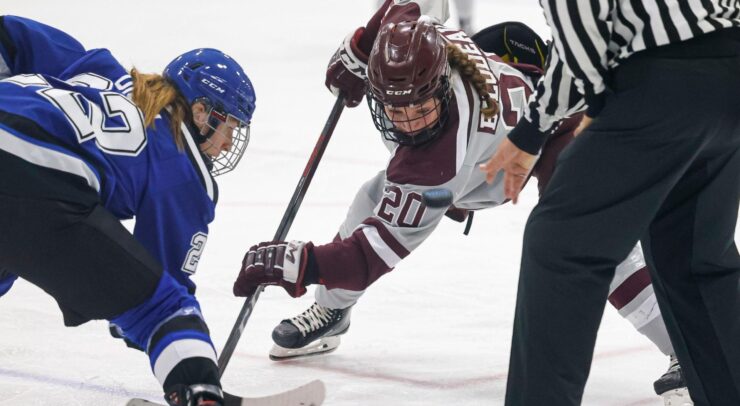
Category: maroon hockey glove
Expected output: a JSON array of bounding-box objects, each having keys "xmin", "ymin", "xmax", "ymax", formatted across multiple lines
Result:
[
  {"xmin": 233, "ymin": 240, "xmax": 315, "ymax": 298},
  {"xmin": 325, "ymin": 27, "xmax": 369, "ymax": 107}
]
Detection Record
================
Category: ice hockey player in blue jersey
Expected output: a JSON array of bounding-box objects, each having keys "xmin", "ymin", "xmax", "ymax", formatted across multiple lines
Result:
[{"xmin": 0, "ymin": 15, "xmax": 255, "ymax": 406}]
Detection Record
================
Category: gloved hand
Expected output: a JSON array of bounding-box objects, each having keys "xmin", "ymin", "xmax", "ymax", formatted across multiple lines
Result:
[
  {"xmin": 326, "ymin": 27, "xmax": 369, "ymax": 107},
  {"xmin": 470, "ymin": 21, "xmax": 548, "ymax": 70},
  {"xmin": 233, "ymin": 240, "xmax": 315, "ymax": 298}
]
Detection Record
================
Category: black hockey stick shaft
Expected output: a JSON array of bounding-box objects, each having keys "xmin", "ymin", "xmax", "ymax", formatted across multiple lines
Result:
[{"xmin": 217, "ymin": 95, "xmax": 346, "ymax": 376}]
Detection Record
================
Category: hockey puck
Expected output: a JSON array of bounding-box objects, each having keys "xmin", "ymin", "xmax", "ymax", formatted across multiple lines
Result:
[{"xmin": 422, "ymin": 188, "xmax": 454, "ymax": 208}]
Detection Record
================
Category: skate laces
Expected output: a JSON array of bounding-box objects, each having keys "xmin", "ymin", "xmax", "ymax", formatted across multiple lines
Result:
[{"xmin": 290, "ymin": 303, "xmax": 335, "ymax": 336}]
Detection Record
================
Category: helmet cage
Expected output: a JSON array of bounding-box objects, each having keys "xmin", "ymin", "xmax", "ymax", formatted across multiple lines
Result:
[
  {"xmin": 197, "ymin": 97, "xmax": 251, "ymax": 176},
  {"xmin": 164, "ymin": 48, "xmax": 256, "ymax": 176},
  {"xmin": 366, "ymin": 75, "xmax": 451, "ymax": 146}
]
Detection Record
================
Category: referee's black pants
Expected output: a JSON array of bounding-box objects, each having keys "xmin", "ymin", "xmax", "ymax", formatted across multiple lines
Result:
[{"xmin": 505, "ymin": 30, "xmax": 740, "ymax": 406}]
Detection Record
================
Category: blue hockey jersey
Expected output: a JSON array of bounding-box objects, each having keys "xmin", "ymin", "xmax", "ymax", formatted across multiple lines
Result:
[{"xmin": 0, "ymin": 16, "xmax": 217, "ymax": 291}]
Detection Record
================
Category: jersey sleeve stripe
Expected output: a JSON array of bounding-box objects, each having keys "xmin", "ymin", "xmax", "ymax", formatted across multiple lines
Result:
[
  {"xmin": 360, "ymin": 226, "xmax": 403, "ymax": 268},
  {"xmin": 0, "ymin": 124, "xmax": 101, "ymax": 192},
  {"xmin": 362, "ymin": 217, "xmax": 411, "ymax": 258}
]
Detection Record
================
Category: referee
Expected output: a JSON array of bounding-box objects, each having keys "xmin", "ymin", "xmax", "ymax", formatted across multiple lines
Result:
[{"xmin": 481, "ymin": 1, "xmax": 740, "ymax": 405}]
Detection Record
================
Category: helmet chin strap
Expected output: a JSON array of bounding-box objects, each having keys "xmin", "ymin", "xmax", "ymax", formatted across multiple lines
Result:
[
  {"xmin": 201, "ymin": 126, "xmax": 216, "ymax": 142},
  {"xmin": 190, "ymin": 124, "xmax": 212, "ymax": 145},
  {"xmin": 185, "ymin": 118, "xmax": 213, "ymax": 146}
]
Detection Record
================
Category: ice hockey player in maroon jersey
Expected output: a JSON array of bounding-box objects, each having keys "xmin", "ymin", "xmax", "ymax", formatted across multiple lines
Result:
[{"xmin": 233, "ymin": 1, "xmax": 687, "ymax": 402}]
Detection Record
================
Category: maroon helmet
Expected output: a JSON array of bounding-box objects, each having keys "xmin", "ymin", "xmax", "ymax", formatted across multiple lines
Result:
[{"xmin": 366, "ymin": 19, "xmax": 452, "ymax": 146}]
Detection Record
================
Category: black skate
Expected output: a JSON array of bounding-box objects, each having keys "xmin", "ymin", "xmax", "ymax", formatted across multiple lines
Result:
[
  {"xmin": 165, "ymin": 383, "xmax": 223, "ymax": 406},
  {"xmin": 269, "ymin": 302, "xmax": 352, "ymax": 361},
  {"xmin": 654, "ymin": 355, "xmax": 693, "ymax": 406}
]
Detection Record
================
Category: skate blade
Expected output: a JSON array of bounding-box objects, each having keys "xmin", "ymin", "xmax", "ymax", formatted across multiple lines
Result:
[
  {"xmin": 269, "ymin": 336, "xmax": 341, "ymax": 361},
  {"xmin": 661, "ymin": 387, "xmax": 693, "ymax": 406}
]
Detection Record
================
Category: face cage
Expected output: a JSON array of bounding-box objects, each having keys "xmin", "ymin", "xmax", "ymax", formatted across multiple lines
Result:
[
  {"xmin": 366, "ymin": 78, "xmax": 451, "ymax": 147},
  {"xmin": 202, "ymin": 106, "xmax": 251, "ymax": 177}
]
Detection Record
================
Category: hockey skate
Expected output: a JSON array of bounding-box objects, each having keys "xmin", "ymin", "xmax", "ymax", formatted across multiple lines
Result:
[
  {"xmin": 269, "ymin": 302, "xmax": 352, "ymax": 361},
  {"xmin": 654, "ymin": 356, "xmax": 693, "ymax": 406}
]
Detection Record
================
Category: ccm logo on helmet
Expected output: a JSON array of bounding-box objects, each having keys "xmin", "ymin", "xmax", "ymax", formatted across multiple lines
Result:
[
  {"xmin": 386, "ymin": 89, "xmax": 412, "ymax": 95},
  {"xmin": 201, "ymin": 78, "xmax": 226, "ymax": 94}
]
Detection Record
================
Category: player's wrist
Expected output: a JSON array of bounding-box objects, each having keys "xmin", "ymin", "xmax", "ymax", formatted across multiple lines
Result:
[
  {"xmin": 285, "ymin": 241, "xmax": 318, "ymax": 297},
  {"xmin": 302, "ymin": 242, "xmax": 320, "ymax": 286},
  {"xmin": 507, "ymin": 117, "xmax": 549, "ymax": 155}
]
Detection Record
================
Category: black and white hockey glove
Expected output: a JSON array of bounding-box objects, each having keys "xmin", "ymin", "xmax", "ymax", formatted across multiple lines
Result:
[
  {"xmin": 325, "ymin": 27, "xmax": 369, "ymax": 107},
  {"xmin": 233, "ymin": 240, "xmax": 317, "ymax": 298}
]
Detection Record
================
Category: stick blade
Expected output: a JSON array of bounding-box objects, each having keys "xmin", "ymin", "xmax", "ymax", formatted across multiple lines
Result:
[
  {"xmin": 127, "ymin": 380, "xmax": 326, "ymax": 406},
  {"xmin": 227, "ymin": 380, "xmax": 326, "ymax": 406}
]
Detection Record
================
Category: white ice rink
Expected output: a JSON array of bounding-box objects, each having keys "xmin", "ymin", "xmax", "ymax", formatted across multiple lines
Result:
[{"xmin": 1, "ymin": 1, "xmax": 731, "ymax": 405}]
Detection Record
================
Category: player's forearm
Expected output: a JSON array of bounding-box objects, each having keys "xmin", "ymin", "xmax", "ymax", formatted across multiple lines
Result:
[
  {"xmin": 509, "ymin": 49, "xmax": 587, "ymax": 154},
  {"xmin": 356, "ymin": 0, "xmax": 452, "ymax": 56},
  {"xmin": 0, "ymin": 15, "xmax": 87, "ymax": 77},
  {"xmin": 542, "ymin": 0, "xmax": 613, "ymax": 117},
  {"xmin": 383, "ymin": 0, "xmax": 450, "ymax": 26},
  {"xmin": 313, "ymin": 218, "xmax": 410, "ymax": 291},
  {"xmin": 356, "ymin": 0, "xmax": 394, "ymax": 54}
]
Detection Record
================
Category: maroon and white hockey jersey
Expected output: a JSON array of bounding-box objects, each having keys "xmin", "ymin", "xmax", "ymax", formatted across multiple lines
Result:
[
  {"xmin": 313, "ymin": 3, "xmax": 536, "ymax": 293},
  {"xmin": 310, "ymin": 0, "xmax": 673, "ymax": 357}
]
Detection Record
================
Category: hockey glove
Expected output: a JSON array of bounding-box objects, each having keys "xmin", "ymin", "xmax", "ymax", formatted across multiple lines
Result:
[
  {"xmin": 233, "ymin": 240, "xmax": 317, "ymax": 298},
  {"xmin": 325, "ymin": 27, "xmax": 369, "ymax": 107},
  {"xmin": 471, "ymin": 21, "xmax": 548, "ymax": 70}
]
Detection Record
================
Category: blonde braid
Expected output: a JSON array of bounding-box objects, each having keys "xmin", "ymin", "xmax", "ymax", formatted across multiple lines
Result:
[
  {"xmin": 446, "ymin": 44, "xmax": 499, "ymax": 119},
  {"xmin": 130, "ymin": 68, "xmax": 191, "ymax": 150}
]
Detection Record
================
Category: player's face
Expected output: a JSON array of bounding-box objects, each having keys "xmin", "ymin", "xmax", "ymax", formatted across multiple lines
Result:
[
  {"xmin": 384, "ymin": 97, "xmax": 441, "ymax": 136},
  {"xmin": 199, "ymin": 116, "xmax": 239, "ymax": 158}
]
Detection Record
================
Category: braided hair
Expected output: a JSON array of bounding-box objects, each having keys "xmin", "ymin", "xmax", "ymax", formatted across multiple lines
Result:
[{"xmin": 445, "ymin": 44, "xmax": 499, "ymax": 119}]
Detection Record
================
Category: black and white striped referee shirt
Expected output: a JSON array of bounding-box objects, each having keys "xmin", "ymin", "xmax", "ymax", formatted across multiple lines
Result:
[{"xmin": 508, "ymin": 0, "xmax": 740, "ymax": 154}]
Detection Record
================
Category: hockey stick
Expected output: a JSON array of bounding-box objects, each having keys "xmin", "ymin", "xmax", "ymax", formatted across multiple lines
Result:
[
  {"xmin": 127, "ymin": 379, "xmax": 325, "ymax": 406},
  {"xmin": 217, "ymin": 95, "xmax": 346, "ymax": 375}
]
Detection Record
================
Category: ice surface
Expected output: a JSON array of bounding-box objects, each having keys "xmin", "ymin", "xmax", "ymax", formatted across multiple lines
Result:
[{"xmin": 0, "ymin": 1, "xmax": 715, "ymax": 404}]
